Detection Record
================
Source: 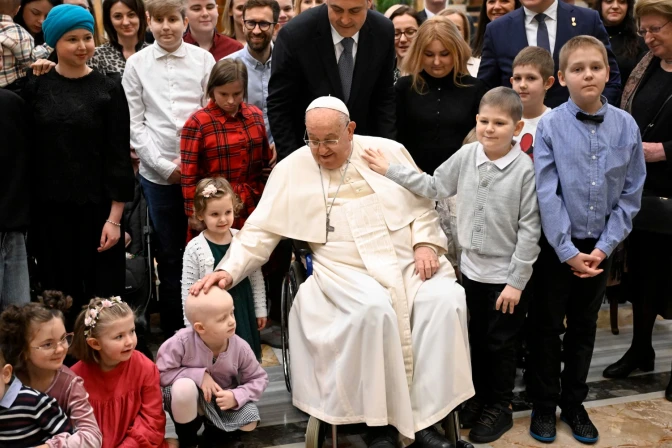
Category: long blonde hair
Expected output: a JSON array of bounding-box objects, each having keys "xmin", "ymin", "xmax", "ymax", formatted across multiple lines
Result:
[
  {"xmin": 221, "ymin": 0, "xmax": 236, "ymax": 37},
  {"xmin": 402, "ymin": 16, "xmax": 472, "ymax": 94}
]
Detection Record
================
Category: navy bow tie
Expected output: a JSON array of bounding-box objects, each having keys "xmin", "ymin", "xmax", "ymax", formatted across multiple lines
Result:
[{"xmin": 576, "ymin": 111, "xmax": 604, "ymax": 123}]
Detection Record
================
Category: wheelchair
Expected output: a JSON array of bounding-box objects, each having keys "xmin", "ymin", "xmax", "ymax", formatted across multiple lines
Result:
[{"xmin": 279, "ymin": 241, "xmax": 473, "ymax": 448}]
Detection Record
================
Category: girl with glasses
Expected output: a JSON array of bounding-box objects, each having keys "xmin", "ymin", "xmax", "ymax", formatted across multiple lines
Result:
[
  {"xmin": 0, "ymin": 291, "xmax": 103, "ymax": 447},
  {"xmin": 388, "ymin": 6, "xmax": 420, "ymax": 83}
]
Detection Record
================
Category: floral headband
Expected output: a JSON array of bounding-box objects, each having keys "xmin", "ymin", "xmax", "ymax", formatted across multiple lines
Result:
[
  {"xmin": 201, "ymin": 185, "xmax": 219, "ymax": 198},
  {"xmin": 84, "ymin": 297, "xmax": 123, "ymax": 338}
]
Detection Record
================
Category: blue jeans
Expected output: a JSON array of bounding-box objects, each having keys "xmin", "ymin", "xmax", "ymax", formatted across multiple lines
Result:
[
  {"xmin": 139, "ymin": 176, "xmax": 187, "ymax": 335},
  {"xmin": 0, "ymin": 232, "xmax": 30, "ymax": 310}
]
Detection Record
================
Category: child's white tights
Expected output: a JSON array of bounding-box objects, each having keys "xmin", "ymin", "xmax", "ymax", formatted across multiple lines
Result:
[
  {"xmin": 170, "ymin": 377, "xmax": 258, "ymax": 431},
  {"xmin": 170, "ymin": 378, "xmax": 199, "ymax": 423}
]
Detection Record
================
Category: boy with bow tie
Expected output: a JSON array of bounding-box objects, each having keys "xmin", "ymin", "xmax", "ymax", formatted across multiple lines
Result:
[{"xmin": 526, "ymin": 35, "xmax": 646, "ymax": 444}]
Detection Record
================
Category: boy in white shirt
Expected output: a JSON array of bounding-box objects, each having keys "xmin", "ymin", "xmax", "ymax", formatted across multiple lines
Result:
[
  {"xmin": 510, "ymin": 47, "xmax": 555, "ymax": 160},
  {"xmin": 122, "ymin": 0, "xmax": 216, "ymax": 336}
]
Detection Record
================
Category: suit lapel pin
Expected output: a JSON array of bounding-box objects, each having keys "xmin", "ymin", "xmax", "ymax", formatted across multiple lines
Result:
[{"xmin": 572, "ymin": 16, "xmax": 577, "ymax": 26}]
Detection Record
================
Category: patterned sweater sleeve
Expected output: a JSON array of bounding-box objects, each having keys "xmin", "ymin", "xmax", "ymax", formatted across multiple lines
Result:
[
  {"xmin": 248, "ymin": 268, "xmax": 267, "ymax": 318},
  {"xmin": 181, "ymin": 240, "xmax": 201, "ymax": 327}
]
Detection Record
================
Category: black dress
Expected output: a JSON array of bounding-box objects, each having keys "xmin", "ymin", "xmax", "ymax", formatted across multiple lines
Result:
[
  {"xmin": 22, "ymin": 70, "xmax": 134, "ymax": 322},
  {"xmin": 605, "ymin": 23, "xmax": 648, "ymax": 89},
  {"xmin": 395, "ymin": 71, "xmax": 487, "ymax": 174},
  {"xmin": 629, "ymin": 59, "xmax": 672, "ymax": 319}
]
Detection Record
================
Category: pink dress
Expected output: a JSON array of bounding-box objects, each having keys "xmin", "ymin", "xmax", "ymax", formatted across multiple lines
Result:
[{"xmin": 43, "ymin": 365, "xmax": 103, "ymax": 447}]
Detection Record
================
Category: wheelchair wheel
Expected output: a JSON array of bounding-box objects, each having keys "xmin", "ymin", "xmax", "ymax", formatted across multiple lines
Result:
[
  {"xmin": 280, "ymin": 275, "xmax": 292, "ymax": 392},
  {"xmin": 280, "ymin": 260, "xmax": 306, "ymax": 392},
  {"xmin": 305, "ymin": 416, "xmax": 327, "ymax": 448}
]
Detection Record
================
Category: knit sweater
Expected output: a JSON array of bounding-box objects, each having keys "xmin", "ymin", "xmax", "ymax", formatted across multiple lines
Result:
[
  {"xmin": 386, "ymin": 141, "xmax": 541, "ymax": 289},
  {"xmin": 181, "ymin": 229, "xmax": 266, "ymax": 327}
]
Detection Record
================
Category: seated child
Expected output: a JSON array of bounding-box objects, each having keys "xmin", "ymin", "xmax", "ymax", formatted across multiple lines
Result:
[
  {"xmin": 0, "ymin": 343, "xmax": 73, "ymax": 447},
  {"xmin": 156, "ymin": 287, "xmax": 269, "ymax": 448},
  {"xmin": 181, "ymin": 177, "xmax": 267, "ymax": 359},
  {"xmin": 0, "ymin": 0, "xmax": 51, "ymax": 91},
  {"xmin": 510, "ymin": 47, "xmax": 555, "ymax": 160},
  {"xmin": 363, "ymin": 87, "xmax": 541, "ymax": 444},
  {"xmin": 0, "ymin": 291, "xmax": 102, "ymax": 447},
  {"xmin": 526, "ymin": 36, "xmax": 646, "ymax": 445},
  {"xmin": 71, "ymin": 297, "xmax": 168, "ymax": 448}
]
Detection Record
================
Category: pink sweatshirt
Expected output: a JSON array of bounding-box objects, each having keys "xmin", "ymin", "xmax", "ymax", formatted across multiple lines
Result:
[
  {"xmin": 45, "ymin": 366, "xmax": 103, "ymax": 448},
  {"xmin": 156, "ymin": 329, "xmax": 268, "ymax": 409}
]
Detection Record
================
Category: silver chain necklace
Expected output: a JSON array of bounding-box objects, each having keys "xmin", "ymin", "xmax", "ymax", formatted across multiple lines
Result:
[{"xmin": 319, "ymin": 144, "xmax": 354, "ymax": 241}]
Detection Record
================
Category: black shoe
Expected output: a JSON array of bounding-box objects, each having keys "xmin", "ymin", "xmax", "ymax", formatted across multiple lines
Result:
[
  {"xmin": 414, "ymin": 425, "xmax": 455, "ymax": 448},
  {"xmin": 459, "ymin": 398, "xmax": 485, "ymax": 429},
  {"xmin": 529, "ymin": 409, "xmax": 556, "ymax": 443},
  {"xmin": 602, "ymin": 353, "xmax": 654, "ymax": 379},
  {"xmin": 666, "ymin": 362, "xmax": 672, "ymax": 402},
  {"xmin": 468, "ymin": 404, "xmax": 513, "ymax": 444},
  {"xmin": 368, "ymin": 425, "xmax": 398, "ymax": 448},
  {"xmin": 560, "ymin": 406, "xmax": 599, "ymax": 444}
]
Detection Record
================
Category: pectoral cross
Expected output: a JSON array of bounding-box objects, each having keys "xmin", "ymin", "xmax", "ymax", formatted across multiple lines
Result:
[{"xmin": 327, "ymin": 217, "xmax": 335, "ymax": 234}]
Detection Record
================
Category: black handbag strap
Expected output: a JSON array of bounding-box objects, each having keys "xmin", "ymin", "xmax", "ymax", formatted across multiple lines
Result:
[{"xmin": 641, "ymin": 92, "xmax": 672, "ymax": 140}]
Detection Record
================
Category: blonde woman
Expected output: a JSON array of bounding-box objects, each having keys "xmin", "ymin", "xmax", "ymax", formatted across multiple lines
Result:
[
  {"xmin": 438, "ymin": 8, "xmax": 480, "ymax": 76},
  {"xmin": 396, "ymin": 16, "xmax": 486, "ymax": 173},
  {"xmin": 221, "ymin": 0, "xmax": 246, "ymax": 44},
  {"xmin": 292, "ymin": 0, "xmax": 322, "ymax": 15}
]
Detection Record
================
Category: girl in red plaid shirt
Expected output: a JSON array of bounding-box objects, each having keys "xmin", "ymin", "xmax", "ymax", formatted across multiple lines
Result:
[{"xmin": 181, "ymin": 59, "xmax": 274, "ymax": 242}]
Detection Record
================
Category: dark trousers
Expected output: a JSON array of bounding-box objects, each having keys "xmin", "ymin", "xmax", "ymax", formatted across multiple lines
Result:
[
  {"xmin": 34, "ymin": 201, "xmax": 126, "ymax": 330},
  {"xmin": 526, "ymin": 235, "xmax": 612, "ymax": 412},
  {"xmin": 463, "ymin": 275, "xmax": 531, "ymax": 406},
  {"xmin": 139, "ymin": 176, "xmax": 186, "ymax": 336}
]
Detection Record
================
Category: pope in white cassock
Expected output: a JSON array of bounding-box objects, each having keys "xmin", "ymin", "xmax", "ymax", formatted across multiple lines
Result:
[{"xmin": 191, "ymin": 96, "xmax": 474, "ymax": 448}]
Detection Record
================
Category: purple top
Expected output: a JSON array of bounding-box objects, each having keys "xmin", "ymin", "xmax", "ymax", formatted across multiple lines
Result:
[{"xmin": 156, "ymin": 328, "xmax": 268, "ymax": 409}]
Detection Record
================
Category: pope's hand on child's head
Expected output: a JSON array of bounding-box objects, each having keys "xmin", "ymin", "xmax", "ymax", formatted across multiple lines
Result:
[
  {"xmin": 215, "ymin": 389, "xmax": 238, "ymax": 411},
  {"xmin": 361, "ymin": 148, "xmax": 390, "ymax": 176},
  {"xmin": 201, "ymin": 371, "xmax": 221, "ymax": 403}
]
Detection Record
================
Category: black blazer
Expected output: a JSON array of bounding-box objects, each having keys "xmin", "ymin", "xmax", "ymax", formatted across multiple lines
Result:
[
  {"xmin": 268, "ymin": 4, "xmax": 397, "ymax": 160},
  {"xmin": 478, "ymin": 1, "xmax": 622, "ymax": 107},
  {"xmin": 0, "ymin": 89, "xmax": 30, "ymax": 231}
]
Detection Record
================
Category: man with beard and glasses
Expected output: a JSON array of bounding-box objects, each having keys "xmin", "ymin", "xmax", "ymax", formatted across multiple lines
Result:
[{"xmin": 225, "ymin": 0, "xmax": 279, "ymax": 145}]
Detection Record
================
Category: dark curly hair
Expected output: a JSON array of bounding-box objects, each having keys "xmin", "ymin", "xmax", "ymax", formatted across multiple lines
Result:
[
  {"xmin": 0, "ymin": 291, "xmax": 72, "ymax": 372},
  {"xmin": 472, "ymin": 0, "xmax": 521, "ymax": 58},
  {"xmin": 593, "ymin": 0, "xmax": 641, "ymax": 59}
]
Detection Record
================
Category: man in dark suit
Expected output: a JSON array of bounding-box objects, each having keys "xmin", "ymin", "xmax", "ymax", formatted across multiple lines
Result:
[
  {"xmin": 477, "ymin": 0, "xmax": 621, "ymax": 107},
  {"xmin": 268, "ymin": 0, "xmax": 396, "ymax": 160}
]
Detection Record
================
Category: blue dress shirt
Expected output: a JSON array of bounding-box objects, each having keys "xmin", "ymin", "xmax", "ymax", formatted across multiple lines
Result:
[
  {"xmin": 225, "ymin": 45, "xmax": 273, "ymax": 145},
  {"xmin": 534, "ymin": 96, "xmax": 646, "ymax": 263}
]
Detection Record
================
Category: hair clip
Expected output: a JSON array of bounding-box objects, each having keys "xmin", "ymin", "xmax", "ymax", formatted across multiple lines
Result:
[{"xmin": 202, "ymin": 185, "xmax": 218, "ymax": 198}]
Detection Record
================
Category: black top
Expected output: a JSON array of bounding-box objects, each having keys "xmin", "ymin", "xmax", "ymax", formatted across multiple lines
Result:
[
  {"xmin": 22, "ymin": 70, "xmax": 134, "ymax": 205},
  {"xmin": 395, "ymin": 72, "xmax": 486, "ymax": 174},
  {"xmin": 631, "ymin": 58, "xmax": 672, "ymax": 197},
  {"xmin": 605, "ymin": 23, "xmax": 648, "ymax": 88},
  {"xmin": 268, "ymin": 4, "xmax": 397, "ymax": 160},
  {"xmin": 0, "ymin": 90, "xmax": 30, "ymax": 231}
]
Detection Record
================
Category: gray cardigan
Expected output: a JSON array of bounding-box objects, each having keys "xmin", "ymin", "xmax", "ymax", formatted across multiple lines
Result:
[{"xmin": 386, "ymin": 142, "xmax": 541, "ymax": 290}]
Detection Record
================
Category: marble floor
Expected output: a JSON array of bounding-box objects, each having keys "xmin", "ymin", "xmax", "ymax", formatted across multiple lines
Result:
[{"xmin": 156, "ymin": 303, "xmax": 672, "ymax": 448}]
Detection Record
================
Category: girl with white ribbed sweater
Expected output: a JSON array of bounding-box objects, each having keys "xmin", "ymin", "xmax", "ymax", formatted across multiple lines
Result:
[{"xmin": 181, "ymin": 177, "xmax": 266, "ymax": 359}]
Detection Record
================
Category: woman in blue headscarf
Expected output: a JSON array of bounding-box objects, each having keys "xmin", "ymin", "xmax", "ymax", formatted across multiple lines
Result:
[{"xmin": 22, "ymin": 4, "xmax": 135, "ymax": 329}]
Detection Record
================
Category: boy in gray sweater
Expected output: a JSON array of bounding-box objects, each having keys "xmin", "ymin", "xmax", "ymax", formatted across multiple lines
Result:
[{"xmin": 363, "ymin": 87, "xmax": 541, "ymax": 444}]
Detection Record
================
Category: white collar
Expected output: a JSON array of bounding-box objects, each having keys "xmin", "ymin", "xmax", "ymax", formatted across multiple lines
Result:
[
  {"xmin": 523, "ymin": 0, "xmax": 558, "ymax": 24},
  {"xmin": 152, "ymin": 40, "xmax": 187, "ymax": 59},
  {"xmin": 476, "ymin": 143, "xmax": 522, "ymax": 170},
  {"xmin": 424, "ymin": 8, "xmax": 436, "ymax": 18},
  {"xmin": 330, "ymin": 25, "xmax": 360, "ymax": 47}
]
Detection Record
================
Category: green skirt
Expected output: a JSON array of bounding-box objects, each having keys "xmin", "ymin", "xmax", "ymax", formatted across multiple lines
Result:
[{"xmin": 230, "ymin": 277, "xmax": 262, "ymax": 360}]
